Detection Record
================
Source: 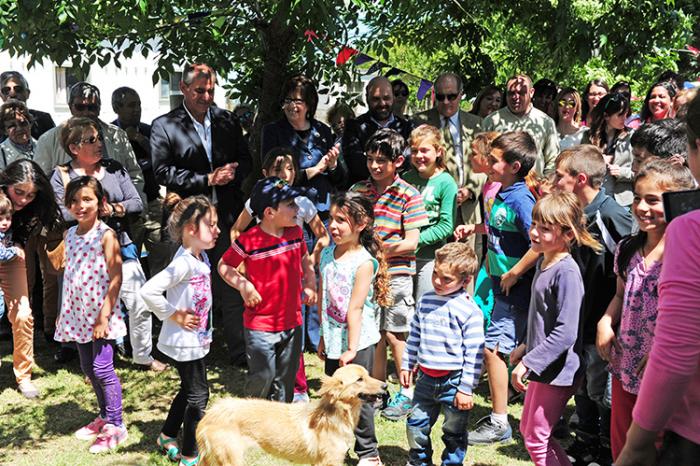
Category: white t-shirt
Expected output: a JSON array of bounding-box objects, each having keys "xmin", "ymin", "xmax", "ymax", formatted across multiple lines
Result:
[{"xmin": 245, "ymin": 195, "xmax": 317, "ymax": 228}]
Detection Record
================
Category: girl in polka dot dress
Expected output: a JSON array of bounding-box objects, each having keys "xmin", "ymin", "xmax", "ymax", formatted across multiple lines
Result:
[{"xmin": 54, "ymin": 176, "xmax": 128, "ymax": 453}]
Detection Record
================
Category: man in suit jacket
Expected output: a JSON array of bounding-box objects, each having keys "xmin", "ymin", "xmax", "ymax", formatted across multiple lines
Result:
[
  {"xmin": 413, "ymin": 72, "xmax": 486, "ymax": 242},
  {"xmin": 150, "ymin": 63, "xmax": 252, "ymax": 366},
  {"xmin": 0, "ymin": 71, "xmax": 55, "ymax": 140},
  {"xmin": 342, "ymin": 76, "xmax": 413, "ymax": 187}
]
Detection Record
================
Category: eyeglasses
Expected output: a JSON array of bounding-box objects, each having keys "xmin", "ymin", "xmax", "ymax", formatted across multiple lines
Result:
[
  {"xmin": 0, "ymin": 85, "xmax": 26, "ymax": 96},
  {"xmin": 436, "ymin": 93, "xmax": 459, "ymax": 102},
  {"xmin": 3, "ymin": 120, "xmax": 30, "ymax": 130},
  {"xmin": 283, "ymin": 98, "xmax": 305, "ymax": 106},
  {"xmin": 79, "ymin": 134, "xmax": 103, "ymax": 145},
  {"xmin": 394, "ymin": 90, "xmax": 409, "ymax": 97},
  {"xmin": 558, "ymin": 100, "xmax": 576, "ymax": 109},
  {"xmin": 73, "ymin": 103, "xmax": 100, "ymax": 112}
]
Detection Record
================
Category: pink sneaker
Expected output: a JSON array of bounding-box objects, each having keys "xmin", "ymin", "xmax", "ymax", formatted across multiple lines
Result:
[
  {"xmin": 88, "ymin": 423, "xmax": 128, "ymax": 453},
  {"xmin": 75, "ymin": 416, "xmax": 107, "ymax": 440}
]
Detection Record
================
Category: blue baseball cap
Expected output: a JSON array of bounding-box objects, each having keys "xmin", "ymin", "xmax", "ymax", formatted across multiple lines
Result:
[{"xmin": 249, "ymin": 177, "xmax": 305, "ymax": 217}]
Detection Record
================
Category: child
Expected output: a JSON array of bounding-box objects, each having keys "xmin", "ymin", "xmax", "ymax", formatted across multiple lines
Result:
[
  {"xmin": 219, "ymin": 177, "xmax": 316, "ymax": 402},
  {"xmin": 511, "ymin": 191, "xmax": 602, "ymax": 466},
  {"xmin": 54, "ymin": 176, "xmax": 127, "ymax": 453},
  {"xmin": 0, "ymin": 192, "xmax": 21, "ymax": 329},
  {"xmin": 403, "ymin": 124, "xmax": 458, "ymax": 300},
  {"xmin": 349, "ymin": 128, "xmax": 428, "ymax": 421},
  {"xmin": 401, "ymin": 242, "xmax": 484, "ymax": 466},
  {"xmin": 630, "ymin": 119, "xmax": 688, "ymax": 173},
  {"xmin": 317, "ymin": 192, "xmax": 392, "ymax": 466},
  {"xmin": 231, "ymin": 147, "xmax": 330, "ymax": 403},
  {"xmin": 140, "ymin": 194, "xmax": 220, "ymax": 466},
  {"xmin": 468, "ymin": 131, "xmax": 537, "ymax": 444},
  {"xmin": 596, "ymin": 161, "xmax": 695, "ymax": 461}
]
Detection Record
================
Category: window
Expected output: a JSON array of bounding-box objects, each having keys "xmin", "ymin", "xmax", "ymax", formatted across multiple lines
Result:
[
  {"xmin": 54, "ymin": 66, "xmax": 82, "ymax": 105},
  {"xmin": 159, "ymin": 71, "xmax": 182, "ymax": 99}
]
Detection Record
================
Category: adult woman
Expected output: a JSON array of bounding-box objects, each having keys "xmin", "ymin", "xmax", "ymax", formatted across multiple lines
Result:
[
  {"xmin": 0, "ymin": 100, "xmax": 35, "ymax": 169},
  {"xmin": 554, "ymin": 87, "xmax": 587, "ymax": 149},
  {"xmin": 51, "ymin": 117, "xmax": 167, "ymax": 372},
  {"xmin": 0, "ymin": 159, "xmax": 63, "ymax": 398},
  {"xmin": 327, "ymin": 101, "xmax": 355, "ymax": 139},
  {"xmin": 639, "ymin": 81, "xmax": 677, "ymax": 123},
  {"xmin": 585, "ymin": 93, "xmax": 634, "ymax": 206},
  {"xmin": 261, "ymin": 75, "xmax": 346, "ymax": 217},
  {"xmin": 581, "ymin": 78, "xmax": 609, "ymax": 125},
  {"xmin": 391, "ymin": 79, "xmax": 410, "ymax": 118},
  {"xmin": 470, "ymin": 85, "xmax": 503, "ymax": 118}
]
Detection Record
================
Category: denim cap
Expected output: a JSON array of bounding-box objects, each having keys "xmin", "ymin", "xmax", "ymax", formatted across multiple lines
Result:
[{"xmin": 249, "ymin": 176, "xmax": 305, "ymax": 217}]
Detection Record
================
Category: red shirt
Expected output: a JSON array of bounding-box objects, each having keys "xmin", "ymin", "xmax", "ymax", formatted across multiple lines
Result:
[{"xmin": 221, "ymin": 225, "xmax": 306, "ymax": 332}]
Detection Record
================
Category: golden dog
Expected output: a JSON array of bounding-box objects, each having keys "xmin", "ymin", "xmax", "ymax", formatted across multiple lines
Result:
[{"xmin": 196, "ymin": 364, "xmax": 387, "ymax": 466}]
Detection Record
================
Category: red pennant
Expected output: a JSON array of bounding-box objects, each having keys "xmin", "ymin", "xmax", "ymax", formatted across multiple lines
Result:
[
  {"xmin": 335, "ymin": 46, "xmax": 358, "ymax": 66},
  {"xmin": 686, "ymin": 44, "xmax": 700, "ymax": 56},
  {"xmin": 304, "ymin": 29, "xmax": 318, "ymax": 43}
]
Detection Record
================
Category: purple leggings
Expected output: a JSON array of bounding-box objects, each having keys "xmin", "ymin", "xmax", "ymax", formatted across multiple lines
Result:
[{"xmin": 77, "ymin": 339, "xmax": 123, "ymax": 426}]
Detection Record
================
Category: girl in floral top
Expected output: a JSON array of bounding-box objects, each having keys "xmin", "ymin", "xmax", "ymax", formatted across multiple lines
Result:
[{"xmin": 596, "ymin": 160, "xmax": 696, "ymax": 461}]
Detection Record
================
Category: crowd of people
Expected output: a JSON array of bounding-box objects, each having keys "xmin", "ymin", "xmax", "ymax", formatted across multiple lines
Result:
[{"xmin": 0, "ymin": 63, "xmax": 698, "ymax": 466}]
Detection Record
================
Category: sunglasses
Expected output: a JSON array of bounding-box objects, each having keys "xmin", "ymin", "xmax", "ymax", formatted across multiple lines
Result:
[
  {"xmin": 80, "ymin": 134, "xmax": 103, "ymax": 145},
  {"xmin": 436, "ymin": 93, "xmax": 459, "ymax": 102},
  {"xmin": 4, "ymin": 120, "xmax": 30, "ymax": 130},
  {"xmin": 558, "ymin": 100, "xmax": 576, "ymax": 109},
  {"xmin": 73, "ymin": 103, "xmax": 99, "ymax": 112},
  {"xmin": 394, "ymin": 90, "xmax": 409, "ymax": 97},
  {"xmin": 0, "ymin": 85, "xmax": 25, "ymax": 96}
]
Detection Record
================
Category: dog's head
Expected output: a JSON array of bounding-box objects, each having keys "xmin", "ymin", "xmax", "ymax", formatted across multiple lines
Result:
[{"xmin": 318, "ymin": 364, "xmax": 387, "ymax": 408}]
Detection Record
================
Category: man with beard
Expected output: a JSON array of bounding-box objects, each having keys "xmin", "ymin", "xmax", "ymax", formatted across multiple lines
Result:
[{"xmin": 343, "ymin": 76, "xmax": 413, "ymax": 186}]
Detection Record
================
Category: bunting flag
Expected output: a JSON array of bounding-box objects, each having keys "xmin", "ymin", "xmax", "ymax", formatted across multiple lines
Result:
[
  {"xmin": 354, "ymin": 53, "xmax": 373, "ymax": 66},
  {"xmin": 417, "ymin": 79, "xmax": 433, "ymax": 100},
  {"xmin": 304, "ymin": 29, "xmax": 319, "ymax": 43},
  {"xmin": 686, "ymin": 44, "xmax": 700, "ymax": 56},
  {"xmin": 385, "ymin": 67, "xmax": 401, "ymax": 77},
  {"xmin": 366, "ymin": 61, "xmax": 384, "ymax": 74},
  {"xmin": 335, "ymin": 46, "xmax": 359, "ymax": 66}
]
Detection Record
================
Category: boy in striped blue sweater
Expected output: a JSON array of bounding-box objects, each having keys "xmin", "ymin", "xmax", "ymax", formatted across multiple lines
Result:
[{"xmin": 400, "ymin": 242, "xmax": 485, "ymax": 466}]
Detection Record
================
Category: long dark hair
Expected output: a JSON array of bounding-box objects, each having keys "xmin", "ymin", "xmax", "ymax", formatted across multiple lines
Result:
[
  {"xmin": 616, "ymin": 160, "xmax": 695, "ymax": 279},
  {"xmin": 640, "ymin": 81, "xmax": 677, "ymax": 123},
  {"xmin": 0, "ymin": 159, "xmax": 63, "ymax": 243},
  {"xmin": 330, "ymin": 192, "xmax": 392, "ymax": 308},
  {"xmin": 581, "ymin": 78, "xmax": 609, "ymax": 122},
  {"xmin": 588, "ymin": 93, "xmax": 630, "ymax": 151}
]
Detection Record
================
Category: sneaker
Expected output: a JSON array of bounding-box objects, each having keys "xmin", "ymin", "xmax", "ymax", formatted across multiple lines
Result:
[
  {"xmin": 18, "ymin": 380, "xmax": 39, "ymax": 399},
  {"xmin": 387, "ymin": 373, "xmax": 399, "ymax": 384},
  {"xmin": 293, "ymin": 392, "xmax": 310, "ymax": 403},
  {"xmin": 381, "ymin": 393, "xmax": 412, "ymax": 421},
  {"xmin": 88, "ymin": 423, "xmax": 128, "ymax": 453},
  {"xmin": 566, "ymin": 438, "xmax": 598, "ymax": 465},
  {"xmin": 357, "ymin": 456, "xmax": 383, "ymax": 466},
  {"xmin": 467, "ymin": 415, "xmax": 513, "ymax": 445},
  {"xmin": 75, "ymin": 416, "xmax": 107, "ymax": 440}
]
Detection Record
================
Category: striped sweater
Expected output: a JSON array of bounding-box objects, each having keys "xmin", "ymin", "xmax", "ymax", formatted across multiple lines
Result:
[{"xmin": 402, "ymin": 290, "xmax": 485, "ymax": 394}]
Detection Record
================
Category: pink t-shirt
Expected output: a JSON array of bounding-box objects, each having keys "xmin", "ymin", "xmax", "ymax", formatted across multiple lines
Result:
[
  {"xmin": 482, "ymin": 181, "xmax": 502, "ymax": 232},
  {"xmin": 632, "ymin": 211, "xmax": 700, "ymax": 443}
]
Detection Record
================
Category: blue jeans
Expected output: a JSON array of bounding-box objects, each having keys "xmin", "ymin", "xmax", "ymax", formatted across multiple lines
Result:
[{"xmin": 407, "ymin": 370, "xmax": 471, "ymax": 466}]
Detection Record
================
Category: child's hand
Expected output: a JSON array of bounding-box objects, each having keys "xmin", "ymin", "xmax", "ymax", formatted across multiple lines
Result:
[
  {"xmin": 170, "ymin": 309, "xmax": 200, "ymax": 330},
  {"xmin": 456, "ymin": 187, "xmax": 471, "ymax": 205},
  {"xmin": 339, "ymin": 349, "xmax": 357, "ymax": 366},
  {"xmin": 13, "ymin": 247, "xmax": 25, "ymax": 261},
  {"xmin": 454, "ymin": 224, "xmax": 476, "ymax": 241},
  {"xmin": 93, "ymin": 314, "xmax": 109, "ymax": 340},
  {"xmin": 399, "ymin": 369, "xmax": 413, "ymax": 388},
  {"xmin": 511, "ymin": 361, "xmax": 529, "ymax": 393},
  {"xmin": 596, "ymin": 320, "xmax": 620, "ymax": 362},
  {"xmin": 499, "ymin": 270, "xmax": 519, "ymax": 296},
  {"xmin": 302, "ymin": 286, "xmax": 316, "ymax": 306},
  {"xmin": 241, "ymin": 281, "xmax": 262, "ymax": 307},
  {"xmin": 509, "ymin": 343, "xmax": 526, "ymax": 366},
  {"xmin": 317, "ymin": 337, "xmax": 326, "ymax": 361},
  {"xmin": 454, "ymin": 391, "xmax": 473, "ymax": 410},
  {"xmin": 608, "ymin": 164, "xmax": 621, "ymax": 177}
]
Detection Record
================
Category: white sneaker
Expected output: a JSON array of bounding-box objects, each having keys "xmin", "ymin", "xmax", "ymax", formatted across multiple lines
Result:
[
  {"xmin": 293, "ymin": 392, "xmax": 310, "ymax": 403},
  {"xmin": 18, "ymin": 380, "xmax": 39, "ymax": 399}
]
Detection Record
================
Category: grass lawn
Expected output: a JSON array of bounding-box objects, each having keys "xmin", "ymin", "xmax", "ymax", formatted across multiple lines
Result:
[{"xmin": 0, "ymin": 328, "xmax": 554, "ymax": 466}]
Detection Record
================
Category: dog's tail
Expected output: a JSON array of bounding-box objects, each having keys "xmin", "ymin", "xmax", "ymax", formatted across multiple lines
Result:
[{"xmin": 197, "ymin": 398, "xmax": 245, "ymax": 466}]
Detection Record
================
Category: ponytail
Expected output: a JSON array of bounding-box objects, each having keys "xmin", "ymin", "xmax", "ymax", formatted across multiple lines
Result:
[{"xmin": 359, "ymin": 225, "xmax": 393, "ymax": 308}]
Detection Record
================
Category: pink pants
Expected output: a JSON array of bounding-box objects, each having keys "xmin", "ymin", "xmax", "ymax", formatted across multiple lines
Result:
[
  {"xmin": 294, "ymin": 353, "xmax": 307, "ymax": 394},
  {"xmin": 520, "ymin": 381, "xmax": 576, "ymax": 466}
]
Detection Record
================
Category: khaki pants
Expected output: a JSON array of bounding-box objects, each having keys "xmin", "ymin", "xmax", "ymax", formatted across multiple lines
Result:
[
  {"xmin": 25, "ymin": 233, "xmax": 60, "ymax": 335},
  {"xmin": 0, "ymin": 254, "xmax": 34, "ymax": 384}
]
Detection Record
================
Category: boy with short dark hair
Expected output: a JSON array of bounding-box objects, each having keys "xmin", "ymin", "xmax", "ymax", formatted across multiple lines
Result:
[
  {"xmin": 218, "ymin": 177, "xmax": 316, "ymax": 402},
  {"xmin": 468, "ymin": 131, "xmax": 537, "ymax": 444},
  {"xmin": 402, "ymin": 242, "xmax": 484, "ymax": 466},
  {"xmin": 630, "ymin": 119, "xmax": 688, "ymax": 173},
  {"xmin": 350, "ymin": 128, "xmax": 428, "ymax": 421}
]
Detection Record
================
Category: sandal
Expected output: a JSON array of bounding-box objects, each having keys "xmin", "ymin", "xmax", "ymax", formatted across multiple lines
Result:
[
  {"xmin": 157, "ymin": 433, "xmax": 180, "ymax": 461},
  {"xmin": 179, "ymin": 455, "xmax": 199, "ymax": 466}
]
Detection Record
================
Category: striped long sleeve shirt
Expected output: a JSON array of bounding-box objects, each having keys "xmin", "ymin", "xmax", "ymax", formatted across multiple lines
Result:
[{"xmin": 402, "ymin": 290, "xmax": 485, "ymax": 394}]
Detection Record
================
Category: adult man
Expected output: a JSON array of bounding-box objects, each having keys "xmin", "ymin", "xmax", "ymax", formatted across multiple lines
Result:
[
  {"xmin": 343, "ymin": 76, "xmax": 413, "ymax": 186},
  {"xmin": 413, "ymin": 72, "xmax": 485, "ymax": 232},
  {"xmin": 150, "ymin": 63, "xmax": 252, "ymax": 366},
  {"xmin": 0, "ymin": 71, "xmax": 55, "ymax": 140},
  {"xmin": 483, "ymin": 74, "xmax": 559, "ymax": 175}
]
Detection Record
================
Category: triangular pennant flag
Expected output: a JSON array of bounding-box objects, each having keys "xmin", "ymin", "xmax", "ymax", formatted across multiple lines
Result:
[
  {"xmin": 354, "ymin": 53, "xmax": 373, "ymax": 66},
  {"xmin": 686, "ymin": 44, "xmax": 700, "ymax": 56},
  {"xmin": 417, "ymin": 79, "xmax": 433, "ymax": 100},
  {"xmin": 385, "ymin": 67, "xmax": 401, "ymax": 77},
  {"xmin": 336, "ymin": 46, "xmax": 359, "ymax": 66},
  {"xmin": 304, "ymin": 29, "xmax": 319, "ymax": 43},
  {"xmin": 367, "ymin": 61, "xmax": 384, "ymax": 74}
]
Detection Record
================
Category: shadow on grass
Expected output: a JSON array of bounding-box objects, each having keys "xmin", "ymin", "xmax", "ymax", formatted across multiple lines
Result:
[
  {"xmin": 1, "ymin": 400, "xmax": 92, "ymax": 449},
  {"xmin": 376, "ymin": 445, "xmax": 409, "ymax": 465}
]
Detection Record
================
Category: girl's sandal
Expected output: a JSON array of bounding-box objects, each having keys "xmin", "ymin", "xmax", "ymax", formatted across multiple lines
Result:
[
  {"xmin": 157, "ymin": 433, "xmax": 180, "ymax": 462},
  {"xmin": 179, "ymin": 455, "xmax": 199, "ymax": 466}
]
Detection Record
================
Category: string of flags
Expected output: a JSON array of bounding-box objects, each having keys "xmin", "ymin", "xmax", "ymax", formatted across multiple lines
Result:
[{"xmin": 305, "ymin": 30, "xmax": 435, "ymax": 100}]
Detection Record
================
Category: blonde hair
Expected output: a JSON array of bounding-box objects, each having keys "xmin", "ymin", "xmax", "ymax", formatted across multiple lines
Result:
[
  {"xmin": 409, "ymin": 124, "xmax": 446, "ymax": 169},
  {"xmin": 434, "ymin": 242, "xmax": 479, "ymax": 279},
  {"xmin": 532, "ymin": 192, "xmax": 602, "ymax": 252}
]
